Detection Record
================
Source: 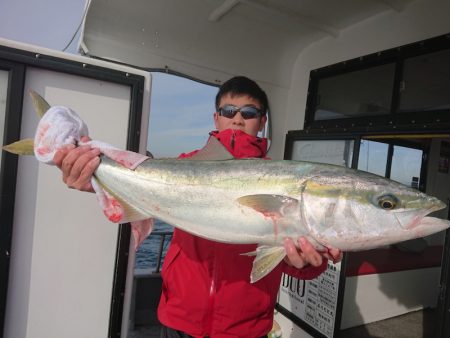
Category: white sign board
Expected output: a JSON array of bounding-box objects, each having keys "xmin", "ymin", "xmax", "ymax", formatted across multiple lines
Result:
[{"xmin": 278, "ymin": 262, "xmax": 342, "ymax": 338}]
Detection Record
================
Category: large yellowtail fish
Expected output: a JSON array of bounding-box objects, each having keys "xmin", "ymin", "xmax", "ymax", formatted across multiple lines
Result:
[{"xmin": 5, "ymin": 92, "xmax": 450, "ymax": 282}]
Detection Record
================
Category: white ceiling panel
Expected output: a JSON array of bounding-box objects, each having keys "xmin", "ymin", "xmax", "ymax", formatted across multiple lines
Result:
[{"xmin": 81, "ymin": 0, "xmax": 418, "ymax": 86}]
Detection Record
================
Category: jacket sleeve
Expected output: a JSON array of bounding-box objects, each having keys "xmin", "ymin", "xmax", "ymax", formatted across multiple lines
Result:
[{"xmin": 281, "ymin": 259, "xmax": 328, "ymax": 280}]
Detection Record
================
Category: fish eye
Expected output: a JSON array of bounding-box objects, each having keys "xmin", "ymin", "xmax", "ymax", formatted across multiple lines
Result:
[{"xmin": 378, "ymin": 194, "xmax": 398, "ymax": 210}]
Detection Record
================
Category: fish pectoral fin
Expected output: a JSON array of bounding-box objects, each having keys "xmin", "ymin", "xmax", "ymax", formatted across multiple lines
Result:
[
  {"xmin": 242, "ymin": 245, "xmax": 286, "ymax": 283},
  {"xmin": 237, "ymin": 194, "xmax": 299, "ymax": 218},
  {"xmin": 120, "ymin": 198, "xmax": 152, "ymax": 222},
  {"xmin": 3, "ymin": 138, "xmax": 35, "ymax": 155}
]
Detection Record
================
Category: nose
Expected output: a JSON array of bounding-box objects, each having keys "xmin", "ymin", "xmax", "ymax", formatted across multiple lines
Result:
[{"xmin": 232, "ymin": 111, "xmax": 245, "ymax": 124}]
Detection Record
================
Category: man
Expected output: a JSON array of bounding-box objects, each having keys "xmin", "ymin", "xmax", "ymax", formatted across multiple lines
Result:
[{"xmin": 54, "ymin": 76, "xmax": 342, "ymax": 338}]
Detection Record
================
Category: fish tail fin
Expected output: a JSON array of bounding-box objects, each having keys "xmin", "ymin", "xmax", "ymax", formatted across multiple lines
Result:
[
  {"xmin": 242, "ymin": 245, "xmax": 286, "ymax": 283},
  {"xmin": 3, "ymin": 138, "xmax": 35, "ymax": 155},
  {"xmin": 3, "ymin": 91, "xmax": 50, "ymax": 156},
  {"xmin": 29, "ymin": 90, "xmax": 51, "ymax": 118}
]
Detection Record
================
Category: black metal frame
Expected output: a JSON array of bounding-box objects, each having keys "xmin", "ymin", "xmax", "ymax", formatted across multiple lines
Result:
[
  {"xmin": 0, "ymin": 44, "xmax": 145, "ymax": 338},
  {"xmin": 305, "ymin": 33, "xmax": 450, "ymax": 132},
  {"xmin": 437, "ymin": 223, "xmax": 450, "ymax": 337},
  {"xmin": 0, "ymin": 60, "xmax": 25, "ymax": 338}
]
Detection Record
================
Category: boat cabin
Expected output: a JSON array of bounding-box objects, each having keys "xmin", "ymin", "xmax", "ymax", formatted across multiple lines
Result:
[{"xmin": 1, "ymin": 0, "xmax": 450, "ymax": 337}]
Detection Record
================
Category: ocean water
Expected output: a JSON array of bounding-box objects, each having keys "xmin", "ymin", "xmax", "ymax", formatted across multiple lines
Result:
[{"xmin": 135, "ymin": 219, "xmax": 173, "ymax": 270}]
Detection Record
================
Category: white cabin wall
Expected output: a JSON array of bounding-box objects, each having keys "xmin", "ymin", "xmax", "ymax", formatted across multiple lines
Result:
[
  {"xmin": 341, "ymin": 267, "xmax": 441, "ymax": 329},
  {"xmin": 261, "ymin": 83, "xmax": 290, "ymax": 159},
  {"xmin": 285, "ymin": 0, "xmax": 450, "ymax": 134}
]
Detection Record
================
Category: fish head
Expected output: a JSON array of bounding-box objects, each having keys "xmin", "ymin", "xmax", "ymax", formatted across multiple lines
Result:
[{"xmin": 300, "ymin": 169, "xmax": 449, "ymax": 251}]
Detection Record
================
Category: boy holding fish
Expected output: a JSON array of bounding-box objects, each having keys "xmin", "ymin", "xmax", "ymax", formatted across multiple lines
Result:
[{"xmin": 54, "ymin": 76, "xmax": 342, "ymax": 338}]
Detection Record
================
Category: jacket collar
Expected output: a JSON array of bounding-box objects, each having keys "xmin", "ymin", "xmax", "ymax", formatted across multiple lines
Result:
[{"xmin": 210, "ymin": 129, "xmax": 268, "ymax": 159}]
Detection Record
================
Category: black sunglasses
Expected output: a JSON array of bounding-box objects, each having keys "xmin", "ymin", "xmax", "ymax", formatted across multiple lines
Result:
[{"xmin": 217, "ymin": 105, "xmax": 263, "ymax": 120}]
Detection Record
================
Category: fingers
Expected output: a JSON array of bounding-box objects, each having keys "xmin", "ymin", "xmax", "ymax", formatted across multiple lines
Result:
[
  {"xmin": 80, "ymin": 135, "xmax": 92, "ymax": 143},
  {"xmin": 297, "ymin": 237, "xmax": 323, "ymax": 267},
  {"xmin": 324, "ymin": 248, "xmax": 343, "ymax": 264},
  {"xmin": 284, "ymin": 237, "xmax": 323, "ymax": 269},
  {"xmin": 283, "ymin": 236, "xmax": 344, "ymax": 270},
  {"xmin": 53, "ymin": 145, "xmax": 101, "ymax": 192},
  {"xmin": 70, "ymin": 155, "xmax": 100, "ymax": 191},
  {"xmin": 53, "ymin": 144, "xmax": 76, "ymax": 168}
]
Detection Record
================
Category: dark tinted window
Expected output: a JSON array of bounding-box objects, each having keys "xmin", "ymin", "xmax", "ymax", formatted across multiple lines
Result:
[
  {"xmin": 314, "ymin": 63, "xmax": 395, "ymax": 121},
  {"xmin": 399, "ymin": 49, "xmax": 450, "ymax": 113}
]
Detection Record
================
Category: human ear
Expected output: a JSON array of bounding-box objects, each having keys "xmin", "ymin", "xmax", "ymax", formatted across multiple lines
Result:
[
  {"xmin": 259, "ymin": 115, "xmax": 267, "ymax": 131},
  {"xmin": 213, "ymin": 112, "xmax": 220, "ymax": 129}
]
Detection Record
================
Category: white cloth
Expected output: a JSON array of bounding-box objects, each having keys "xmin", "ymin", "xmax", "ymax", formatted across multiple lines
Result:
[{"xmin": 34, "ymin": 105, "xmax": 153, "ymax": 249}]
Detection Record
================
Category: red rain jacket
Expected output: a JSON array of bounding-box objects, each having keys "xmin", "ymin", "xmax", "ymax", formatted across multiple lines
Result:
[{"xmin": 157, "ymin": 129, "xmax": 328, "ymax": 338}]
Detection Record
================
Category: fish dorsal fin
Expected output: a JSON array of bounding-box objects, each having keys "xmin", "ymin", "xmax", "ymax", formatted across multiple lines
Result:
[
  {"xmin": 237, "ymin": 194, "xmax": 299, "ymax": 218},
  {"xmin": 29, "ymin": 90, "xmax": 51, "ymax": 118},
  {"xmin": 242, "ymin": 245, "xmax": 286, "ymax": 283},
  {"xmin": 186, "ymin": 136, "xmax": 234, "ymax": 161}
]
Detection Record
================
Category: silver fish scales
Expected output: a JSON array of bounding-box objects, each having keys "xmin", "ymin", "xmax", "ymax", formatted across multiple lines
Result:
[{"xmin": 94, "ymin": 153, "xmax": 450, "ymax": 282}]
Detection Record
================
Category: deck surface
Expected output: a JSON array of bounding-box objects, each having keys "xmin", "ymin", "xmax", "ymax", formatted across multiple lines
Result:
[{"xmin": 128, "ymin": 308, "xmax": 436, "ymax": 338}]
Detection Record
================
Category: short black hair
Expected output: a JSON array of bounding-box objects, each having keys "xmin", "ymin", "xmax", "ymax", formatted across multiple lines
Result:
[{"xmin": 215, "ymin": 76, "xmax": 269, "ymax": 115}]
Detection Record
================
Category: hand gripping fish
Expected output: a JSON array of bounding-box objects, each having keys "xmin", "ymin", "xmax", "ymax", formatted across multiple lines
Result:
[{"xmin": 4, "ymin": 91, "xmax": 450, "ymax": 283}]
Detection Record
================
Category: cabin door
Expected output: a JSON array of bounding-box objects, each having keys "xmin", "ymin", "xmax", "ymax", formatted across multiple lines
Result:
[{"xmin": 0, "ymin": 43, "xmax": 149, "ymax": 338}]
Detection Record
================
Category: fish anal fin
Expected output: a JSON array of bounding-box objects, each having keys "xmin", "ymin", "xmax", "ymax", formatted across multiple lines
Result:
[
  {"xmin": 184, "ymin": 136, "xmax": 234, "ymax": 161},
  {"xmin": 3, "ymin": 138, "xmax": 35, "ymax": 155},
  {"xmin": 131, "ymin": 219, "xmax": 154, "ymax": 250},
  {"xmin": 242, "ymin": 245, "xmax": 286, "ymax": 283},
  {"xmin": 237, "ymin": 194, "xmax": 299, "ymax": 218},
  {"xmin": 29, "ymin": 90, "xmax": 51, "ymax": 118},
  {"xmin": 91, "ymin": 177, "xmax": 152, "ymax": 223},
  {"xmin": 120, "ymin": 197, "xmax": 152, "ymax": 222}
]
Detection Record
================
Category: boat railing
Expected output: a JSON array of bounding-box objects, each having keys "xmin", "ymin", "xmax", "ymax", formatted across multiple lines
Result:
[
  {"xmin": 134, "ymin": 230, "xmax": 173, "ymax": 276},
  {"xmin": 130, "ymin": 230, "xmax": 173, "ymax": 330},
  {"xmin": 152, "ymin": 230, "xmax": 173, "ymax": 273}
]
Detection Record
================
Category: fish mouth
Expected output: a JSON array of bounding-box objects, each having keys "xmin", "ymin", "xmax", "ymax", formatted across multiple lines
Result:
[
  {"xmin": 396, "ymin": 202, "xmax": 447, "ymax": 230},
  {"xmin": 429, "ymin": 199, "xmax": 447, "ymax": 213},
  {"xmin": 399, "ymin": 195, "xmax": 447, "ymax": 229}
]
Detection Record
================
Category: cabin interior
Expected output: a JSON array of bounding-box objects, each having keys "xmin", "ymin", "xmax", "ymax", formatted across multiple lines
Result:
[{"xmin": 1, "ymin": 0, "xmax": 450, "ymax": 337}]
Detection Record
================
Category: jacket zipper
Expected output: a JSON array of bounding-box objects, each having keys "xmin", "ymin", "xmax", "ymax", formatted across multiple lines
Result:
[
  {"xmin": 204, "ymin": 242, "xmax": 218, "ymax": 336},
  {"xmin": 230, "ymin": 130, "xmax": 236, "ymax": 150}
]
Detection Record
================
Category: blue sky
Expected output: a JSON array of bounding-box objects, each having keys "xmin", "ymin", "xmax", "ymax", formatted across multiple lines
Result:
[
  {"xmin": 0, "ymin": 0, "xmax": 218, "ymax": 158},
  {"xmin": 0, "ymin": 0, "xmax": 86, "ymax": 53},
  {"xmin": 148, "ymin": 73, "xmax": 217, "ymax": 157}
]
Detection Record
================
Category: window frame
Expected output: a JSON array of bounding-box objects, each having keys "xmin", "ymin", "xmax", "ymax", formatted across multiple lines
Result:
[{"xmin": 305, "ymin": 33, "xmax": 450, "ymax": 131}]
